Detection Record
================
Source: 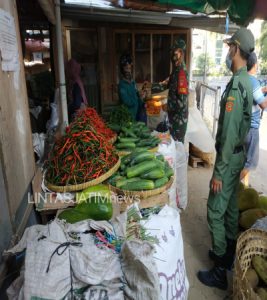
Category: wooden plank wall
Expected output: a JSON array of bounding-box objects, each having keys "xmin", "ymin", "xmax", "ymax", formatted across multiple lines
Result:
[{"xmin": 0, "ymin": 1, "xmax": 35, "ymax": 229}]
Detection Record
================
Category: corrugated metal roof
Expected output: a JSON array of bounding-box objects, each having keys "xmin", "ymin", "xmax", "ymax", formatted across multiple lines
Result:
[{"xmin": 61, "ymin": 0, "xmax": 239, "ymax": 34}]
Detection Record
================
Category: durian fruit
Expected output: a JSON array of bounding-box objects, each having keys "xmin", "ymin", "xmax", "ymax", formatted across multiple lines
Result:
[
  {"xmin": 239, "ymin": 208, "xmax": 267, "ymax": 229},
  {"xmin": 238, "ymin": 182, "xmax": 245, "ymax": 195},
  {"xmin": 245, "ymin": 268, "xmax": 259, "ymax": 289},
  {"xmin": 257, "ymin": 195, "xmax": 267, "ymax": 210},
  {"xmin": 256, "ymin": 288, "xmax": 267, "ymax": 300},
  {"xmin": 252, "ymin": 256, "xmax": 267, "ymax": 285},
  {"xmin": 238, "ymin": 187, "xmax": 259, "ymax": 211}
]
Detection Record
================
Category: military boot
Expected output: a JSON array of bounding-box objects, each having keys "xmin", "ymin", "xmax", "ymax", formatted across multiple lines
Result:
[
  {"xmin": 208, "ymin": 238, "xmax": 236, "ymax": 270},
  {"xmin": 197, "ymin": 263, "xmax": 228, "ymax": 290}
]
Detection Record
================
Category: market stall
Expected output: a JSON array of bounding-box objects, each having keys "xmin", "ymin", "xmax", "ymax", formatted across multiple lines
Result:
[{"xmin": 7, "ymin": 105, "xmax": 189, "ymax": 299}]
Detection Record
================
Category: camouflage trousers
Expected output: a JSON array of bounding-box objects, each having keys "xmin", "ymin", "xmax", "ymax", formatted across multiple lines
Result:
[{"xmin": 168, "ymin": 110, "xmax": 188, "ymax": 143}]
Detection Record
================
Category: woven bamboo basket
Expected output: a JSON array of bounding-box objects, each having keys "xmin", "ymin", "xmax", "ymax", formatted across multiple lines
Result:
[
  {"xmin": 117, "ymin": 146, "xmax": 159, "ymax": 157},
  {"xmin": 109, "ymin": 175, "xmax": 174, "ymax": 200},
  {"xmin": 233, "ymin": 229, "xmax": 267, "ymax": 300},
  {"xmin": 108, "ymin": 133, "xmax": 117, "ymax": 144},
  {"xmin": 118, "ymin": 190, "xmax": 169, "ymax": 212},
  {"xmin": 46, "ymin": 157, "xmax": 121, "ymax": 192}
]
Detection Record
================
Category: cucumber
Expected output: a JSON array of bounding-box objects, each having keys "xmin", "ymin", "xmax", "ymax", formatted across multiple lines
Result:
[
  {"xmin": 116, "ymin": 177, "xmax": 140, "ymax": 188},
  {"xmin": 140, "ymin": 167, "xmax": 165, "ymax": 180},
  {"xmin": 119, "ymin": 137, "xmax": 140, "ymax": 143},
  {"xmin": 136, "ymin": 121, "xmax": 146, "ymax": 127},
  {"xmin": 140, "ymin": 132, "xmax": 151, "ymax": 139},
  {"xmin": 137, "ymin": 139, "xmax": 154, "ymax": 147},
  {"xmin": 155, "ymin": 159, "xmax": 165, "ymax": 169},
  {"xmin": 107, "ymin": 174, "xmax": 123, "ymax": 186},
  {"xmin": 116, "ymin": 142, "xmax": 136, "ymax": 149},
  {"xmin": 154, "ymin": 177, "xmax": 169, "ymax": 188},
  {"xmin": 165, "ymin": 167, "xmax": 174, "ymax": 178},
  {"xmin": 121, "ymin": 180, "xmax": 155, "ymax": 191},
  {"xmin": 126, "ymin": 160, "xmax": 159, "ymax": 178},
  {"xmin": 121, "ymin": 126, "xmax": 137, "ymax": 138},
  {"xmin": 130, "ymin": 152, "xmax": 155, "ymax": 165},
  {"xmin": 120, "ymin": 170, "xmax": 126, "ymax": 176},
  {"xmin": 151, "ymin": 136, "xmax": 161, "ymax": 144},
  {"xmin": 120, "ymin": 163, "xmax": 126, "ymax": 171},
  {"xmin": 121, "ymin": 149, "xmax": 147, "ymax": 165},
  {"xmin": 135, "ymin": 147, "xmax": 149, "ymax": 151},
  {"xmin": 156, "ymin": 154, "xmax": 165, "ymax": 162}
]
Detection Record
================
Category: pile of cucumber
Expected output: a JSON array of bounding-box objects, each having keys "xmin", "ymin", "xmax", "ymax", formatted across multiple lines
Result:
[
  {"xmin": 108, "ymin": 150, "xmax": 174, "ymax": 191},
  {"xmin": 115, "ymin": 122, "xmax": 161, "ymax": 152}
]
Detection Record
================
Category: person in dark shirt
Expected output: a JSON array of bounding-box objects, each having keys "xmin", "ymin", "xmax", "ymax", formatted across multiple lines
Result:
[
  {"xmin": 66, "ymin": 59, "xmax": 88, "ymax": 121},
  {"xmin": 118, "ymin": 53, "xmax": 146, "ymax": 122}
]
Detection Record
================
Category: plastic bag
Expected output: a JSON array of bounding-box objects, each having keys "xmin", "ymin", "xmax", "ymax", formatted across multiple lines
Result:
[
  {"xmin": 186, "ymin": 106, "xmax": 215, "ymax": 153},
  {"xmin": 46, "ymin": 89, "xmax": 59, "ymax": 131},
  {"xmin": 32, "ymin": 133, "xmax": 46, "ymax": 162}
]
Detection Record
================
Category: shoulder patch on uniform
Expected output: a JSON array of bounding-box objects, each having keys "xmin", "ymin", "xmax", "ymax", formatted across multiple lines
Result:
[
  {"xmin": 227, "ymin": 96, "xmax": 235, "ymax": 101},
  {"xmin": 226, "ymin": 102, "xmax": 234, "ymax": 112}
]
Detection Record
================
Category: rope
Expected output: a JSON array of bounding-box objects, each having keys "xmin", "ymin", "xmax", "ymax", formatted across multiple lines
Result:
[{"xmin": 46, "ymin": 241, "xmax": 82, "ymax": 273}]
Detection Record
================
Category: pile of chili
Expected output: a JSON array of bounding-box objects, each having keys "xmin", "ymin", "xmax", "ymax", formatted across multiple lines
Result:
[
  {"xmin": 45, "ymin": 122, "xmax": 118, "ymax": 186},
  {"xmin": 74, "ymin": 108, "xmax": 115, "ymax": 141}
]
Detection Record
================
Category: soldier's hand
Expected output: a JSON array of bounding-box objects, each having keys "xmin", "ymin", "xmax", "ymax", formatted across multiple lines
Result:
[{"xmin": 211, "ymin": 177, "xmax": 222, "ymax": 194}]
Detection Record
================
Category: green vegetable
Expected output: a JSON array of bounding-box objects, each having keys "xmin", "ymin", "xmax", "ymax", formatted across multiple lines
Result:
[
  {"xmin": 119, "ymin": 137, "xmax": 140, "ymax": 143},
  {"xmin": 58, "ymin": 210, "xmax": 87, "ymax": 224},
  {"xmin": 126, "ymin": 160, "xmax": 159, "ymax": 178},
  {"xmin": 121, "ymin": 179, "xmax": 155, "ymax": 191},
  {"xmin": 121, "ymin": 126, "xmax": 137, "ymax": 138},
  {"xmin": 58, "ymin": 196, "xmax": 113, "ymax": 223},
  {"xmin": 137, "ymin": 139, "xmax": 154, "ymax": 147},
  {"xmin": 156, "ymin": 154, "xmax": 165, "ymax": 162},
  {"xmin": 136, "ymin": 121, "xmax": 146, "ymax": 127},
  {"xmin": 107, "ymin": 123, "xmax": 121, "ymax": 133},
  {"xmin": 108, "ymin": 174, "xmax": 123, "ymax": 186},
  {"xmin": 121, "ymin": 149, "xmax": 147, "ymax": 165},
  {"xmin": 116, "ymin": 142, "xmax": 136, "ymax": 149},
  {"xmin": 165, "ymin": 167, "xmax": 174, "ymax": 178},
  {"xmin": 140, "ymin": 132, "xmax": 151, "ymax": 139},
  {"xmin": 120, "ymin": 163, "xmax": 126, "ymax": 171},
  {"xmin": 109, "ymin": 105, "xmax": 133, "ymax": 128},
  {"xmin": 135, "ymin": 147, "xmax": 149, "ymax": 151},
  {"xmin": 154, "ymin": 176, "xmax": 169, "ymax": 188},
  {"xmin": 140, "ymin": 168, "xmax": 165, "ymax": 180},
  {"xmin": 116, "ymin": 177, "xmax": 140, "ymax": 188},
  {"xmin": 76, "ymin": 184, "xmax": 110, "ymax": 203},
  {"xmin": 155, "ymin": 159, "xmax": 165, "ymax": 169},
  {"xmin": 130, "ymin": 151, "xmax": 155, "ymax": 165}
]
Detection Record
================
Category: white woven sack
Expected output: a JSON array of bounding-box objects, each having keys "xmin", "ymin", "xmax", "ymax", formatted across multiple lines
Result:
[
  {"xmin": 175, "ymin": 141, "xmax": 188, "ymax": 210},
  {"xmin": 121, "ymin": 240, "xmax": 160, "ymax": 300},
  {"xmin": 142, "ymin": 205, "xmax": 189, "ymax": 300}
]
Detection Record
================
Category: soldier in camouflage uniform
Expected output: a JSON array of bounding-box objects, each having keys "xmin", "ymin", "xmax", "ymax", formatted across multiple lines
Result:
[{"xmin": 167, "ymin": 39, "xmax": 188, "ymax": 143}]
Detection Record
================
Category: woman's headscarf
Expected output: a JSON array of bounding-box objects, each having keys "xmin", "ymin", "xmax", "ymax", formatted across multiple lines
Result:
[
  {"xmin": 66, "ymin": 59, "xmax": 88, "ymax": 105},
  {"xmin": 119, "ymin": 53, "xmax": 133, "ymax": 81}
]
